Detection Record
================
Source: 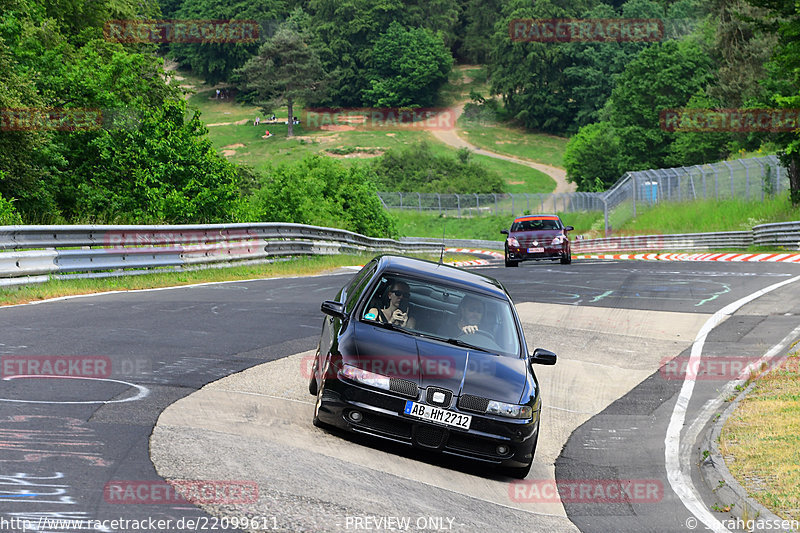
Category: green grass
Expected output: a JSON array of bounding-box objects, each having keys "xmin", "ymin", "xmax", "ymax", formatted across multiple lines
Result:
[
  {"xmin": 618, "ymin": 194, "xmax": 800, "ymax": 235},
  {"xmin": 184, "ymin": 65, "xmax": 562, "ymax": 193},
  {"xmin": 392, "ymin": 193, "xmax": 800, "ymax": 243},
  {"xmin": 436, "ymin": 65, "xmax": 491, "ymax": 107},
  {"xmin": 721, "ymin": 350, "xmax": 800, "ymax": 522},
  {"xmin": 457, "ymin": 121, "xmax": 569, "ymax": 168}
]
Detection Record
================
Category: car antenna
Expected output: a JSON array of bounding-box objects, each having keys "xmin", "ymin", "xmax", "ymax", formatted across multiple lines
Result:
[{"xmin": 438, "ymin": 218, "xmax": 446, "ymax": 265}]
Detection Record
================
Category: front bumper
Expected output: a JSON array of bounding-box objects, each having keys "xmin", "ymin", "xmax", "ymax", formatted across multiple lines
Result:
[
  {"xmin": 506, "ymin": 245, "xmax": 568, "ymax": 261},
  {"xmin": 316, "ymin": 378, "xmax": 539, "ymax": 469}
]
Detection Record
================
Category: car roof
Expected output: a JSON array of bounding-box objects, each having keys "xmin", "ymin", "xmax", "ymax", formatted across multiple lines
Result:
[
  {"xmin": 513, "ymin": 214, "xmax": 561, "ymax": 222},
  {"xmin": 374, "ymin": 255, "xmax": 508, "ymax": 298}
]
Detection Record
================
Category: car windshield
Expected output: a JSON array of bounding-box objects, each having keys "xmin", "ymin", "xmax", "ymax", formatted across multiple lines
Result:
[
  {"xmin": 511, "ymin": 218, "xmax": 562, "ymax": 232},
  {"xmin": 360, "ymin": 275, "xmax": 522, "ymax": 357}
]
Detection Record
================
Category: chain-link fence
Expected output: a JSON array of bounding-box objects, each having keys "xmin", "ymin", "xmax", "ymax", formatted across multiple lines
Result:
[
  {"xmin": 378, "ymin": 155, "xmax": 786, "ymax": 235},
  {"xmin": 376, "ymin": 191, "xmax": 603, "ymax": 217}
]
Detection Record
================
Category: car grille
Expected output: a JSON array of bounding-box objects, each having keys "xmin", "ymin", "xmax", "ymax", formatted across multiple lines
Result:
[
  {"xmin": 425, "ymin": 387, "xmax": 453, "ymax": 407},
  {"xmin": 390, "ymin": 378, "xmax": 419, "ymax": 398},
  {"xmin": 414, "ymin": 425, "xmax": 446, "ymax": 448},
  {"xmin": 458, "ymin": 394, "xmax": 489, "ymax": 413}
]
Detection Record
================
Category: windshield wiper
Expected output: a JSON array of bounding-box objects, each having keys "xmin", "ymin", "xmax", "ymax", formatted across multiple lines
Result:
[{"xmin": 443, "ymin": 337, "xmax": 496, "ymax": 354}]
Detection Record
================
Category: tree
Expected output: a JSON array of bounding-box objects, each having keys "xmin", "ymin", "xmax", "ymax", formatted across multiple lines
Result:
[
  {"xmin": 65, "ymin": 100, "xmax": 241, "ymax": 223},
  {"xmin": 742, "ymin": 0, "xmax": 800, "ymax": 204},
  {"xmin": 362, "ymin": 22, "xmax": 453, "ymax": 107},
  {"xmin": 307, "ymin": 0, "xmax": 459, "ymax": 106},
  {"xmin": 563, "ymin": 122, "xmax": 622, "ymax": 191},
  {"xmin": 605, "ymin": 39, "xmax": 715, "ymax": 171},
  {"xmin": 236, "ymin": 25, "xmax": 326, "ymax": 137},
  {"xmin": 169, "ymin": 0, "xmax": 289, "ymax": 85}
]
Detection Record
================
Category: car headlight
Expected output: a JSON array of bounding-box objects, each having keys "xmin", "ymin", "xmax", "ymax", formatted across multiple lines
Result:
[
  {"xmin": 551, "ymin": 235, "xmax": 565, "ymax": 245},
  {"xmin": 340, "ymin": 364, "xmax": 391, "ymax": 391},
  {"xmin": 507, "ymin": 237, "xmax": 520, "ymax": 247},
  {"xmin": 486, "ymin": 400, "xmax": 533, "ymax": 419}
]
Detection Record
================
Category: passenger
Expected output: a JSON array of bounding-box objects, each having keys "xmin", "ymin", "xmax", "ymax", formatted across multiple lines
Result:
[{"xmin": 367, "ymin": 281, "xmax": 416, "ymax": 328}]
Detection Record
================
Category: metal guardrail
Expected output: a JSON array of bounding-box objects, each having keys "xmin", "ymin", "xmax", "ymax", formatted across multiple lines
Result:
[
  {"xmin": 1, "ymin": 220, "xmax": 799, "ymax": 287},
  {"xmin": 0, "ymin": 223, "xmax": 445, "ymax": 285},
  {"xmin": 752, "ymin": 221, "xmax": 800, "ymax": 248},
  {"xmin": 572, "ymin": 231, "xmax": 753, "ymax": 253}
]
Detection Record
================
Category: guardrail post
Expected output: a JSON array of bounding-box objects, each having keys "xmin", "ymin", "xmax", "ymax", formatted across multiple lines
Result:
[
  {"xmin": 754, "ymin": 158, "xmax": 766, "ymax": 201},
  {"xmin": 722, "ymin": 160, "xmax": 734, "ymax": 199},
  {"xmin": 740, "ymin": 160, "xmax": 750, "ymax": 200}
]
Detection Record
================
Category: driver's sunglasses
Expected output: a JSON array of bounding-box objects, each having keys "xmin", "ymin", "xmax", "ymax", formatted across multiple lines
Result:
[{"xmin": 391, "ymin": 290, "xmax": 410, "ymax": 298}]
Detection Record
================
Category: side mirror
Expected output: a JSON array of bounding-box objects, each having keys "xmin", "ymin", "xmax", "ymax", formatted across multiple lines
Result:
[
  {"xmin": 321, "ymin": 300, "xmax": 347, "ymax": 320},
  {"xmin": 564, "ymin": 226, "xmax": 574, "ymax": 232},
  {"xmin": 500, "ymin": 229, "xmax": 509, "ymax": 235},
  {"xmin": 529, "ymin": 348, "xmax": 557, "ymax": 366}
]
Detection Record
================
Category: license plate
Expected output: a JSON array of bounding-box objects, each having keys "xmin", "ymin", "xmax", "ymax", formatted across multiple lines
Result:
[
  {"xmin": 528, "ymin": 247, "xmax": 544, "ymax": 253},
  {"xmin": 403, "ymin": 401, "xmax": 471, "ymax": 429}
]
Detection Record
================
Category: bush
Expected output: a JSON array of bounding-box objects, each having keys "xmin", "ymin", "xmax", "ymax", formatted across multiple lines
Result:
[
  {"xmin": 247, "ymin": 155, "xmax": 397, "ymax": 238},
  {"xmin": 0, "ymin": 185, "xmax": 23, "ymax": 225},
  {"xmin": 372, "ymin": 141, "xmax": 505, "ymax": 193}
]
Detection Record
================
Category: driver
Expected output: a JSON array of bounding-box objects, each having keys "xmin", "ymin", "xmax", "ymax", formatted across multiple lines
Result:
[{"xmin": 448, "ymin": 295, "xmax": 485, "ymax": 336}]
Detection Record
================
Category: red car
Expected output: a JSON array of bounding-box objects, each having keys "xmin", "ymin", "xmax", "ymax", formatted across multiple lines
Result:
[{"xmin": 501, "ymin": 215, "xmax": 574, "ymax": 267}]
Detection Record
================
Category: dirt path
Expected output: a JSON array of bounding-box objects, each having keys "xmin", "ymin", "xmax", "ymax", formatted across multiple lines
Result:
[{"xmin": 429, "ymin": 102, "xmax": 576, "ymax": 194}]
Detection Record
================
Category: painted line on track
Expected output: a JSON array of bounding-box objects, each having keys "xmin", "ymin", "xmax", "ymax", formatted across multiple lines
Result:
[
  {"xmin": 574, "ymin": 252, "xmax": 800, "ymax": 263},
  {"xmin": 665, "ymin": 274, "xmax": 800, "ymax": 533}
]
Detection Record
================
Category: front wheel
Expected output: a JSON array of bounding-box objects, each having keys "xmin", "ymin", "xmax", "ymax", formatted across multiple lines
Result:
[
  {"xmin": 560, "ymin": 254, "xmax": 572, "ymax": 265},
  {"xmin": 312, "ymin": 359, "xmax": 330, "ymax": 428},
  {"xmin": 504, "ymin": 460, "xmax": 533, "ymax": 479}
]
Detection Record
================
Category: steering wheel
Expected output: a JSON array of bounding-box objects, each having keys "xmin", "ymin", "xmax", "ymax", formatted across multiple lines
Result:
[{"xmin": 458, "ymin": 329, "xmax": 496, "ymax": 343}]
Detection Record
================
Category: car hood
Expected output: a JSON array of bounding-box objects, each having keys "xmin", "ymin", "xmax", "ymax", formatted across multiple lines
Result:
[
  {"xmin": 511, "ymin": 230, "xmax": 565, "ymax": 243},
  {"xmin": 352, "ymin": 325, "xmax": 527, "ymax": 404}
]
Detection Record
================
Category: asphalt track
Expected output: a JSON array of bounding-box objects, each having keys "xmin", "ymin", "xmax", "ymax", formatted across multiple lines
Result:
[{"xmin": 2, "ymin": 259, "xmax": 800, "ymax": 532}]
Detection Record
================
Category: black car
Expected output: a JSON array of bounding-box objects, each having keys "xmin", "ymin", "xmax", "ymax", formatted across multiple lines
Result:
[{"xmin": 309, "ymin": 255, "xmax": 557, "ymax": 478}]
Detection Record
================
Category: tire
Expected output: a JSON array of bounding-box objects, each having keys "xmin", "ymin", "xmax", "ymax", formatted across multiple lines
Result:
[
  {"xmin": 312, "ymin": 359, "xmax": 329, "ymax": 428},
  {"xmin": 560, "ymin": 254, "xmax": 572, "ymax": 265},
  {"xmin": 504, "ymin": 460, "xmax": 533, "ymax": 479},
  {"xmin": 504, "ymin": 429, "xmax": 538, "ymax": 479}
]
